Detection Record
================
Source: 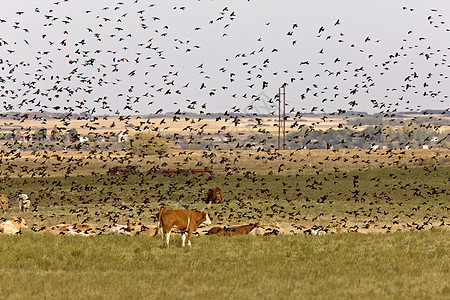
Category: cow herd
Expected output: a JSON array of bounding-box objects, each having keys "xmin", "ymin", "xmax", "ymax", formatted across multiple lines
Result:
[
  {"xmin": 0, "ymin": 187, "xmax": 357, "ymax": 247},
  {"xmin": 0, "ymin": 187, "xmax": 287, "ymax": 247}
]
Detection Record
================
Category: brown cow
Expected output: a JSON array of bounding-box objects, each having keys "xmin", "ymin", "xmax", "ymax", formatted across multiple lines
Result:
[
  {"xmin": 205, "ymin": 187, "xmax": 223, "ymax": 204},
  {"xmin": 0, "ymin": 194, "xmax": 8, "ymax": 213},
  {"xmin": 208, "ymin": 223, "xmax": 259, "ymax": 236},
  {"xmin": 158, "ymin": 208, "xmax": 211, "ymax": 247},
  {"xmin": 206, "ymin": 226, "xmax": 223, "ymax": 235}
]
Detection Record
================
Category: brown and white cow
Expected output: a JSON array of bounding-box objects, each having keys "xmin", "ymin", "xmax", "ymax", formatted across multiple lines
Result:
[
  {"xmin": 0, "ymin": 194, "xmax": 8, "ymax": 213},
  {"xmin": 205, "ymin": 187, "xmax": 223, "ymax": 204},
  {"xmin": 17, "ymin": 194, "xmax": 30, "ymax": 212},
  {"xmin": 158, "ymin": 208, "xmax": 211, "ymax": 247},
  {"xmin": 0, "ymin": 217, "xmax": 28, "ymax": 235}
]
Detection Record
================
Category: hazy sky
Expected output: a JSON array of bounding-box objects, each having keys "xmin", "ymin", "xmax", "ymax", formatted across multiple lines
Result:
[{"xmin": 0, "ymin": 0, "xmax": 449, "ymax": 116}]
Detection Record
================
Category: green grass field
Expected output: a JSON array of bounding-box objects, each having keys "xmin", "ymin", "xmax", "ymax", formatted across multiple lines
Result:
[
  {"xmin": 0, "ymin": 230, "xmax": 448, "ymax": 299},
  {"xmin": 0, "ymin": 149, "xmax": 449, "ymax": 298},
  {"xmin": 1, "ymin": 164, "xmax": 448, "ymax": 233}
]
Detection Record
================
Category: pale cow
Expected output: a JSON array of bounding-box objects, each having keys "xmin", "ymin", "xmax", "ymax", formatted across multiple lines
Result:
[
  {"xmin": 0, "ymin": 217, "xmax": 28, "ymax": 235},
  {"xmin": 334, "ymin": 223, "xmax": 350, "ymax": 233},
  {"xmin": 158, "ymin": 208, "xmax": 211, "ymax": 247},
  {"xmin": 127, "ymin": 218, "xmax": 158, "ymax": 236},
  {"xmin": 17, "ymin": 194, "xmax": 31, "ymax": 212},
  {"xmin": 250, "ymin": 222, "xmax": 283, "ymax": 236},
  {"xmin": 0, "ymin": 194, "xmax": 8, "ymax": 213},
  {"xmin": 106, "ymin": 224, "xmax": 130, "ymax": 236},
  {"xmin": 43, "ymin": 224, "xmax": 97, "ymax": 236}
]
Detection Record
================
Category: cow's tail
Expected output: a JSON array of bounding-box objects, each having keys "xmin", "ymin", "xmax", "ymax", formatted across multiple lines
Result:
[{"xmin": 157, "ymin": 208, "xmax": 165, "ymax": 239}]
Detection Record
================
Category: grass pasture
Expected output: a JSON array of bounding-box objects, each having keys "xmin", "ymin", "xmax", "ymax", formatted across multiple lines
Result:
[
  {"xmin": 0, "ymin": 230, "xmax": 448, "ymax": 299},
  {"xmin": 0, "ymin": 149, "xmax": 449, "ymax": 298},
  {"xmin": 0, "ymin": 159, "xmax": 448, "ymax": 233}
]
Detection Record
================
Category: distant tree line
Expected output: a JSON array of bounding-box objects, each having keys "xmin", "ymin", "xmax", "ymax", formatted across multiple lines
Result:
[
  {"xmin": 284, "ymin": 123, "xmax": 448, "ymax": 149},
  {"xmin": 348, "ymin": 116, "xmax": 449, "ymax": 127}
]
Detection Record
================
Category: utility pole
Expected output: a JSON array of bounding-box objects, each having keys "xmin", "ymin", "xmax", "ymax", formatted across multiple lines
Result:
[
  {"xmin": 278, "ymin": 89, "xmax": 281, "ymax": 150},
  {"xmin": 278, "ymin": 86, "xmax": 286, "ymax": 150}
]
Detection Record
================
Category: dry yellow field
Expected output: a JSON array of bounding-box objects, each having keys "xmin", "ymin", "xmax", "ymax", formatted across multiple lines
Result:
[
  {"xmin": 2, "ymin": 114, "xmax": 447, "ymax": 137},
  {"xmin": 0, "ymin": 115, "xmax": 348, "ymax": 136}
]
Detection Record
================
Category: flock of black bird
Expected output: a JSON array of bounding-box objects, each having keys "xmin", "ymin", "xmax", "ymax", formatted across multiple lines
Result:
[{"xmin": 0, "ymin": 1, "xmax": 448, "ymax": 236}]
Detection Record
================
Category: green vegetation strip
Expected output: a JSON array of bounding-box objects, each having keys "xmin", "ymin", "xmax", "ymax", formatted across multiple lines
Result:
[{"xmin": 0, "ymin": 230, "xmax": 448, "ymax": 299}]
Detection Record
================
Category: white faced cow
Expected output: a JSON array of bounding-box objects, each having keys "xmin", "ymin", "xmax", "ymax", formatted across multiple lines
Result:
[
  {"xmin": 158, "ymin": 208, "xmax": 211, "ymax": 247},
  {"xmin": 17, "ymin": 194, "xmax": 30, "ymax": 212}
]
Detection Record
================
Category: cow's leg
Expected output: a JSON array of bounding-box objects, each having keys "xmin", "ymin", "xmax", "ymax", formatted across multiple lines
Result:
[
  {"xmin": 165, "ymin": 229, "xmax": 171, "ymax": 247},
  {"xmin": 160, "ymin": 227, "xmax": 165, "ymax": 240},
  {"xmin": 181, "ymin": 232, "xmax": 186, "ymax": 247},
  {"xmin": 187, "ymin": 231, "xmax": 192, "ymax": 247}
]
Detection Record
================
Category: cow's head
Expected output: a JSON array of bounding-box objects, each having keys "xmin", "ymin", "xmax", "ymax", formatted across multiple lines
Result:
[
  {"xmin": 14, "ymin": 216, "xmax": 28, "ymax": 229},
  {"xmin": 127, "ymin": 218, "xmax": 142, "ymax": 231},
  {"xmin": 202, "ymin": 211, "xmax": 212, "ymax": 225}
]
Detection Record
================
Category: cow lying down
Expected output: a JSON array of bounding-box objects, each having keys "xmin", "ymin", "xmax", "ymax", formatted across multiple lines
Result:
[
  {"xmin": 0, "ymin": 217, "xmax": 28, "ymax": 235},
  {"xmin": 126, "ymin": 218, "xmax": 158, "ymax": 236},
  {"xmin": 249, "ymin": 222, "xmax": 282, "ymax": 236},
  {"xmin": 103, "ymin": 220, "xmax": 159, "ymax": 236},
  {"xmin": 207, "ymin": 222, "xmax": 282, "ymax": 236},
  {"xmin": 207, "ymin": 223, "xmax": 260, "ymax": 236},
  {"xmin": 43, "ymin": 224, "xmax": 100, "ymax": 236},
  {"xmin": 105, "ymin": 224, "xmax": 130, "ymax": 236}
]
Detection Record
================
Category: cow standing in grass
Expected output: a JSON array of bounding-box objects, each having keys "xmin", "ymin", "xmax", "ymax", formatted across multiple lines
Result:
[
  {"xmin": 17, "ymin": 194, "xmax": 30, "ymax": 212},
  {"xmin": 205, "ymin": 187, "xmax": 223, "ymax": 204},
  {"xmin": 0, "ymin": 194, "xmax": 8, "ymax": 213},
  {"xmin": 158, "ymin": 208, "xmax": 211, "ymax": 247}
]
